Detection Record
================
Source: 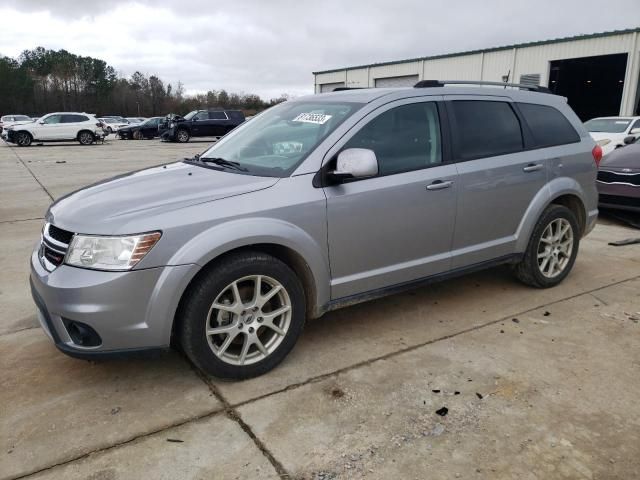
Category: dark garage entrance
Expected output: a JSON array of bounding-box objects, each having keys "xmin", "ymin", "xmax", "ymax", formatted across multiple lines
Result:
[{"xmin": 548, "ymin": 53, "xmax": 627, "ymax": 121}]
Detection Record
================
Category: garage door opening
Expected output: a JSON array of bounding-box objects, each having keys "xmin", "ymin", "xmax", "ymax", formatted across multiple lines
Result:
[{"xmin": 548, "ymin": 53, "xmax": 627, "ymax": 121}]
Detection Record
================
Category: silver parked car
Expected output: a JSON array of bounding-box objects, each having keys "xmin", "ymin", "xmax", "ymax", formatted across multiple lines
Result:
[{"xmin": 30, "ymin": 81, "xmax": 599, "ymax": 379}]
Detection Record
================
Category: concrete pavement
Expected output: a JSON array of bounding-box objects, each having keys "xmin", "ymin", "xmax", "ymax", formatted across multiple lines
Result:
[{"xmin": 1, "ymin": 137, "xmax": 639, "ymax": 479}]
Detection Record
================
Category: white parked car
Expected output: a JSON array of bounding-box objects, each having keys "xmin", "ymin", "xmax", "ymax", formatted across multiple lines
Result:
[
  {"xmin": 0, "ymin": 114, "xmax": 33, "ymax": 133},
  {"xmin": 4, "ymin": 112, "xmax": 104, "ymax": 146},
  {"xmin": 585, "ymin": 116, "xmax": 640, "ymax": 155},
  {"xmin": 100, "ymin": 117, "xmax": 130, "ymax": 134}
]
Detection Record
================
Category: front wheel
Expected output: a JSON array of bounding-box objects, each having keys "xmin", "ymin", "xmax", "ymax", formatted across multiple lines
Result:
[
  {"xmin": 513, "ymin": 204, "xmax": 580, "ymax": 288},
  {"xmin": 176, "ymin": 129, "xmax": 190, "ymax": 143},
  {"xmin": 16, "ymin": 132, "xmax": 32, "ymax": 147},
  {"xmin": 78, "ymin": 131, "xmax": 94, "ymax": 145},
  {"xmin": 178, "ymin": 251, "xmax": 306, "ymax": 379}
]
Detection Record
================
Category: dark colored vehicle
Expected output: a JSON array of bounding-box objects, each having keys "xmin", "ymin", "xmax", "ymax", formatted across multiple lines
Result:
[
  {"xmin": 118, "ymin": 117, "xmax": 165, "ymax": 140},
  {"xmin": 597, "ymin": 136, "xmax": 640, "ymax": 212},
  {"xmin": 160, "ymin": 109, "xmax": 245, "ymax": 143}
]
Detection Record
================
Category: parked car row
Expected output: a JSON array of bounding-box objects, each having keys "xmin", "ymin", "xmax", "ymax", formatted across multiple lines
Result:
[{"xmin": 2, "ymin": 108, "xmax": 248, "ymax": 145}]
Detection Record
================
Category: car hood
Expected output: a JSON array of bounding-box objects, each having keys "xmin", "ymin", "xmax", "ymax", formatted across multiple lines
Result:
[
  {"xmin": 599, "ymin": 143, "xmax": 640, "ymax": 172},
  {"xmin": 48, "ymin": 161, "xmax": 279, "ymax": 233}
]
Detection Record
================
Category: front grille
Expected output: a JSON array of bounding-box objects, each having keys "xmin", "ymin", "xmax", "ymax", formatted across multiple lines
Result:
[
  {"xmin": 48, "ymin": 224, "xmax": 74, "ymax": 244},
  {"xmin": 40, "ymin": 223, "xmax": 74, "ymax": 271},
  {"xmin": 597, "ymin": 170, "xmax": 640, "ymax": 187}
]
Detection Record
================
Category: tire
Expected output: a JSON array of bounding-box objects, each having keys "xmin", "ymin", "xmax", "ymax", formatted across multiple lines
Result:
[
  {"xmin": 16, "ymin": 131, "xmax": 32, "ymax": 147},
  {"xmin": 107, "ymin": 127, "xmax": 113, "ymax": 134},
  {"xmin": 513, "ymin": 204, "xmax": 580, "ymax": 288},
  {"xmin": 176, "ymin": 129, "xmax": 190, "ymax": 143},
  {"xmin": 132, "ymin": 130, "xmax": 142, "ymax": 140},
  {"xmin": 78, "ymin": 131, "xmax": 94, "ymax": 145},
  {"xmin": 178, "ymin": 251, "xmax": 306, "ymax": 379}
]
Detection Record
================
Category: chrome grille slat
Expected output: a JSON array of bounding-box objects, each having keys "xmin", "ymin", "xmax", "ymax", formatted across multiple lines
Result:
[{"xmin": 40, "ymin": 223, "xmax": 74, "ymax": 271}]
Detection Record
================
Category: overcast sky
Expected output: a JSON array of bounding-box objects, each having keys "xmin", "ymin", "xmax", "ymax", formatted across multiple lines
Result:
[{"xmin": 0, "ymin": 0, "xmax": 638, "ymax": 99}]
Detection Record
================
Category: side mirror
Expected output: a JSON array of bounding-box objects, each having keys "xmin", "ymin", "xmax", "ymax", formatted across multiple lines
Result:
[
  {"xmin": 329, "ymin": 148, "xmax": 379, "ymax": 182},
  {"xmin": 624, "ymin": 135, "xmax": 636, "ymax": 145},
  {"xmin": 630, "ymin": 127, "xmax": 640, "ymax": 135},
  {"xmin": 39, "ymin": 121, "xmax": 45, "ymax": 124}
]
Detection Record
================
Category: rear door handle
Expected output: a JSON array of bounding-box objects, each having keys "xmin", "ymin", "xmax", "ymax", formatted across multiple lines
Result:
[
  {"xmin": 426, "ymin": 180, "xmax": 453, "ymax": 191},
  {"xmin": 523, "ymin": 164, "xmax": 543, "ymax": 172}
]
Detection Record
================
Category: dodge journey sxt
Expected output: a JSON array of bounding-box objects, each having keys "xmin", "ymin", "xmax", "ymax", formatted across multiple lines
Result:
[{"xmin": 31, "ymin": 80, "xmax": 600, "ymax": 379}]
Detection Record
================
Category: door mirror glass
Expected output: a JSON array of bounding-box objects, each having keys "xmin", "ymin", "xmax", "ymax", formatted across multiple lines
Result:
[
  {"xmin": 623, "ymin": 135, "xmax": 636, "ymax": 145},
  {"xmin": 331, "ymin": 148, "xmax": 378, "ymax": 180}
]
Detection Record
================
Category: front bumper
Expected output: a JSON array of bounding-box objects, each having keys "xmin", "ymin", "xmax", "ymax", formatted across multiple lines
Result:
[
  {"xmin": 30, "ymin": 249, "xmax": 196, "ymax": 359},
  {"xmin": 597, "ymin": 179, "xmax": 640, "ymax": 213}
]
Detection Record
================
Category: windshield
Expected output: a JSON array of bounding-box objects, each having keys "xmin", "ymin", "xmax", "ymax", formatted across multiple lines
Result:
[
  {"xmin": 183, "ymin": 111, "xmax": 199, "ymax": 120},
  {"xmin": 585, "ymin": 118, "xmax": 631, "ymax": 133},
  {"xmin": 14, "ymin": 115, "xmax": 31, "ymax": 121},
  {"xmin": 102, "ymin": 118, "xmax": 117, "ymax": 123},
  {"xmin": 197, "ymin": 101, "xmax": 363, "ymax": 177}
]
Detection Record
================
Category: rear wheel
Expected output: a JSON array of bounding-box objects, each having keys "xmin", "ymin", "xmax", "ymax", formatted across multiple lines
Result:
[
  {"xmin": 176, "ymin": 129, "xmax": 190, "ymax": 143},
  {"xmin": 513, "ymin": 204, "xmax": 579, "ymax": 288},
  {"xmin": 16, "ymin": 131, "xmax": 32, "ymax": 147},
  {"xmin": 78, "ymin": 131, "xmax": 94, "ymax": 145},
  {"xmin": 178, "ymin": 251, "xmax": 306, "ymax": 379}
]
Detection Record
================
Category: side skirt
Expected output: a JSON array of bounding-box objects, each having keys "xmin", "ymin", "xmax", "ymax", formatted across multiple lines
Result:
[{"xmin": 322, "ymin": 254, "xmax": 522, "ymax": 313}]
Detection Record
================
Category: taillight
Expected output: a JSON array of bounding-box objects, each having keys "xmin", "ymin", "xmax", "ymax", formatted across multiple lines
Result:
[{"xmin": 592, "ymin": 145, "xmax": 602, "ymax": 167}]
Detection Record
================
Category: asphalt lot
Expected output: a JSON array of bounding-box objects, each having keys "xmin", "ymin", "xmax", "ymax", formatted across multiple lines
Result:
[{"xmin": 1, "ymin": 137, "xmax": 639, "ymax": 480}]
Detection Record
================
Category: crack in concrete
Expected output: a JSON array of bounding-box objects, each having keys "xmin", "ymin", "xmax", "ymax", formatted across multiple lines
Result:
[
  {"xmin": 0, "ymin": 217, "xmax": 44, "ymax": 224},
  {"xmin": 5, "ymin": 144, "xmax": 54, "ymax": 201},
  {"xmin": 8, "ymin": 409, "xmax": 225, "ymax": 480},
  {"xmin": 187, "ymin": 360, "xmax": 292, "ymax": 479},
  {"xmin": 10, "ymin": 273, "xmax": 640, "ymax": 479}
]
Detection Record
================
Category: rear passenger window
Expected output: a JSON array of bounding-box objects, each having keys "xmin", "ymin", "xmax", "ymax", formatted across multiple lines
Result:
[
  {"xmin": 344, "ymin": 102, "xmax": 442, "ymax": 176},
  {"xmin": 61, "ymin": 115, "xmax": 88, "ymax": 123},
  {"xmin": 517, "ymin": 103, "xmax": 580, "ymax": 147},
  {"xmin": 451, "ymin": 101, "xmax": 523, "ymax": 160},
  {"xmin": 209, "ymin": 111, "xmax": 228, "ymax": 120}
]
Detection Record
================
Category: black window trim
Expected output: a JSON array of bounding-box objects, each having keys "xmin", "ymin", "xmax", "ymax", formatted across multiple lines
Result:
[
  {"xmin": 513, "ymin": 102, "xmax": 581, "ymax": 149},
  {"xmin": 313, "ymin": 99, "xmax": 452, "ymax": 187},
  {"xmin": 445, "ymin": 98, "xmax": 528, "ymax": 163}
]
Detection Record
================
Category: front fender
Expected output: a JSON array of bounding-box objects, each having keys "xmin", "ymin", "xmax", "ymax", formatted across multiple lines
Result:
[
  {"xmin": 514, "ymin": 176, "xmax": 591, "ymax": 252},
  {"xmin": 167, "ymin": 217, "xmax": 331, "ymax": 316}
]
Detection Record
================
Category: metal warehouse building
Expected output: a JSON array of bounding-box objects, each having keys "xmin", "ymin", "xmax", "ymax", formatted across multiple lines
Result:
[{"xmin": 313, "ymin": 28, "xmax": 640, "ymax": 121}]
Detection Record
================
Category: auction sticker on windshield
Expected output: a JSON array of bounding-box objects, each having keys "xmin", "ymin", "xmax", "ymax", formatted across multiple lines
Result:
[{"xmin": 292, "ymin": 113, "xmax": 332, "ymax": 124}]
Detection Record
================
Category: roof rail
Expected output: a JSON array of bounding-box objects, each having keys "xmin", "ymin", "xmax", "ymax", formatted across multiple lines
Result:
[
  {"xmin": 332, "ymin": 87, "xmax": 364, "ymax": 92},
  {"xmin": 414, "ymin": 79, "xmax": 552, "ymax": 94}
]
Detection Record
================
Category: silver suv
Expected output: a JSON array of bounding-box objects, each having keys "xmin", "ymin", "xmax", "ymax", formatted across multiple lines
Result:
[{"xmin": 30, "ymin": 81, "xmax": 600, "ymax": 379}]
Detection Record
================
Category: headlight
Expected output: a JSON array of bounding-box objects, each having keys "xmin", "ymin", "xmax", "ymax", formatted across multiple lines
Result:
[
  {"xmin": 65, "ymin": 232, "xmax": 161, "ymax": 271},
  {"xmin": 596, "ymin": 139, "xmax": 611, "ymax": 146}
]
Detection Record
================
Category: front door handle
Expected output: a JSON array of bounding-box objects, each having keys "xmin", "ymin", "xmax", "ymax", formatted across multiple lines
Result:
[
  {"xmin": 426, "ymin": 180, "xmax": 453, "ymax": 191},
  {"xmin": 523, "ymin": 164, "xmax": 543, "ymax": 172}
]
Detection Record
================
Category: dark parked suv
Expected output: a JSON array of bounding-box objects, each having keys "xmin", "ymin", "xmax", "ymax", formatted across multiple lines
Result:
[{"xmin": 160, "ymin": 109, "xmax": 245, "ymax": 142}]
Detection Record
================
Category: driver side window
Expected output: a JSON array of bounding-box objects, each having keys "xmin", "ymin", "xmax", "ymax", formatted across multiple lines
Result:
[
  {"xmin": 194, "ymin": 112, "xmax": 208, "ymax": 121},
  {"xmin": 343, "ymin": 102, "xmax": 442, "ymax": 176}
]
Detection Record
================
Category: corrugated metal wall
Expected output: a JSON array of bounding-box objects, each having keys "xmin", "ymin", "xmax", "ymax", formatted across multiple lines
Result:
[{"xmin": 314, "ymin": 31, "xmax": 640, "ymax": 115}]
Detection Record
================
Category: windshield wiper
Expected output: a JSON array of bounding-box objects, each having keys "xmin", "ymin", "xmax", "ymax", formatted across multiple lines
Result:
[{"xmin": 199, "ymin": 157, "xmax": 249, "ymax": 172}]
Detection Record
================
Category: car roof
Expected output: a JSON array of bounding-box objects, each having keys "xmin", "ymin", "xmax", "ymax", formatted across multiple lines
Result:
[{"xmin": 295, "ymin": 86, "xmax": 564, "ymax": 104}]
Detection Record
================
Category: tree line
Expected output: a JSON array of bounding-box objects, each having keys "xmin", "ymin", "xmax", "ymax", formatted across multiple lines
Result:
[{"xmin": 0, "ymin": 47, "xmax": 289, "ymax": 117}]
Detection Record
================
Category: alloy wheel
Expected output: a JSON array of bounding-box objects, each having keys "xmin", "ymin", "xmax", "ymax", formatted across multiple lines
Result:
[
  {"xmin": 537, "ymin": 218, "xmax": 573, "ymax": 278},
  {"xmin": 79, "ymin": 132, "xmax": 93, "ymax": 145},
  {"xmin": 205, "ymin": 275, "xmax": 292, "ymax": 366}
]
